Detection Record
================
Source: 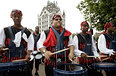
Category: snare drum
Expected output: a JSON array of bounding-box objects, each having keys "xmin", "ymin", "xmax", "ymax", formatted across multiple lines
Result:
[
  {"xmin": 53, "ymin": 63, "xmax": 87, "ymax": 76},
  {"xmin": 91, "ymin": 62, "xmax": 116, "ymax": 70},
  {"xmin": 91, "ymin": 62, "xmax": 116, "ymax": 76},
  {"xmin": 0, "ymin": 61, "xmax": 31, "ymax": 76}
]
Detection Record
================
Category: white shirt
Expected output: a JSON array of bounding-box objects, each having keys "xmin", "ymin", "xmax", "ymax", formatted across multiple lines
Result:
[
  {"xmin": 0, "ymin": 28, "xmax": 34, "ymax": 51},
  {"xmin": 73, "ymin": 35, "xmax": 99, "ymax": 57},
  {"xmin": 98, "ymin": 34, "xmax": 115, "ymax": 56},
  {"xmin": 37, "ymin": 31, "xmax": 74, "ymax": 50}
]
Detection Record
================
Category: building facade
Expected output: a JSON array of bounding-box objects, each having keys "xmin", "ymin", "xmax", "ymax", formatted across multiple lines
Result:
[{"xmin": 38, "ymin": 1, "xmax": 65, "ymax": 33}]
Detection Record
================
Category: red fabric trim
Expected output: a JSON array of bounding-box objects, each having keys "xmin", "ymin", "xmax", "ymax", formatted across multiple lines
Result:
[{"xmin": 43, "ymin": 25, "xmax": 71, "ymax": 47}]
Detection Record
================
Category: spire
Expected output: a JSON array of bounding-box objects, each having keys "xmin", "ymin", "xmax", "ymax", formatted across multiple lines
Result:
[{"xmin": 47, "ymin": 0, "xmax": 52, "ymax": 6}]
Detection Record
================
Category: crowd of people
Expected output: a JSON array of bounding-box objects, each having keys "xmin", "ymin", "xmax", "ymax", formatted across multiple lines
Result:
[{"xmin": 0, "ymin": 9, "xmax": 116, "ymax": 76}]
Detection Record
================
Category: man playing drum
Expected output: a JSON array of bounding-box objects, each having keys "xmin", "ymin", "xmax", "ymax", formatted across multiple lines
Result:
[
  {"xmin": 0, "ymin": 9, "xmax": 34, "ymax": 76},
  {"xmin": 73, "ymin": 21, "xmax": 101, "ymax": 76},
  {"xmin": 37, "ymin": 14, "xmax": 74, "ymax": 76},
  {"xmin": 29, "ymin": 26, "xmax": 42, "ymax": 76},
  {"xmin": 98, "ymin": 22, "xmax": 116, "ymax": 76},
  {"xmin": 98, "ymin": 22, "xmax": 116, "ymax": 60}
]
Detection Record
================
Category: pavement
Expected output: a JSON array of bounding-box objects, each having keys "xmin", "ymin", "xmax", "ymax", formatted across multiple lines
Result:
[{"xmin": 32, "ymin": 62, "xmax": 46, "ymax": 76}]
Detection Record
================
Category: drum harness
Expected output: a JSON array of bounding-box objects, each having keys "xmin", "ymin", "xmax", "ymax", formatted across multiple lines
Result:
[
  {"xmin": 104, "ymin": 33, "xmax": 116, "ymax": 62},
  {"xmin": 51, "ymin": 26, "xmax": 68, "ymax": 71},
  {"xmin": 8, "ymin": 26, "xmax": 26, "ymax": 62}
]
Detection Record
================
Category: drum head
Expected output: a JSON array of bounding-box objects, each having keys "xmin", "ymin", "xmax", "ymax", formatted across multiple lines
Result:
[
  {"xmin": 35, "ymin": 54, "xmax": 42, "ymax": 59},
  {"xmin": 92, "ymin": 62, "xmax": 116, "ymax": 70},
  {"xmin": 56, "ymin": 64, "xmax": 83, "ymax": 71},
  {"xmin": 53, "ymin": 63, "xmax": 87, "ymax": 75}
]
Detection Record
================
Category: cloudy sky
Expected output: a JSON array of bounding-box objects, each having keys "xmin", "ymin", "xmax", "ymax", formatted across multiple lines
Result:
[{"xmin": 0, "ymin": 0, "xmax": 84, "ymax": 33}]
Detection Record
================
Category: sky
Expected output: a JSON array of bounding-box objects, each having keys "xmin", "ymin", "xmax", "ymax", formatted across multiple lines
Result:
[{"xmin": 0, "ymin": 0, "xmax": 84, "ymax": 33}]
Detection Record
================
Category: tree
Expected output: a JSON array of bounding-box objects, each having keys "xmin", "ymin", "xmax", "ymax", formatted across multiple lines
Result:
[{"xmin": 77, "ymin": 0, "xmax": 116, "ymax": 31}]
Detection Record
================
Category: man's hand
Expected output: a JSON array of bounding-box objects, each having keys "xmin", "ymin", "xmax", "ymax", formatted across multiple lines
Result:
[
  {"xmin": 95, "ymin": 57, "xmax": 101, "ymax": 62},
  {"xmin": 0, "ymin": 47, "xmax": 8, "ymax": 54},
  {"xmin": 81, "ymin": 53, "xmax": 88, "ymax": 58},
  {"xmin": 110, "ymin": 53, "xmax": 116, "ymax": 58},
  {"xmin": 68, "ymin": 52, "xmax": 74, "ymax": 61},
  {"xmin": 44, "ymin": 51, "xmax": 52, "ymax": 60},
  {"xmin": 25, "ymin": 51, "xmax": 32, "ymax": 61}
]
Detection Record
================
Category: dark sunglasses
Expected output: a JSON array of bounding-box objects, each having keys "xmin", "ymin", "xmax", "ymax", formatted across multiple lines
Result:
[{"xmin": 55, "ymin": 19, "xmax": 62, "ymax": 21}]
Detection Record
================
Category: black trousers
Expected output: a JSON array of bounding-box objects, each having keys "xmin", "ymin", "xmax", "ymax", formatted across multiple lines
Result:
[
  {"xmin": 45, "ymin": 64, "xmax": 54, "ymax": 76},
  {"xmin": 29, "ymin": 59, "xmax": 41, "ymax": 71}
]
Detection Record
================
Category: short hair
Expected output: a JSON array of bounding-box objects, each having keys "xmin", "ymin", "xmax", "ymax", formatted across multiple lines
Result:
[{"xmin": 35, "ymin": 26, "xmax": 39, "ymax": 29}]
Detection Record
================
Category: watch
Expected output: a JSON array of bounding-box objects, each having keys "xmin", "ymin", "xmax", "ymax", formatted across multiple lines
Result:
[
  {"xmin": 42, "ymin": 49, "xmax": 46, "ymax": 56},
  {"xmin": 43, "ymin": 49, "xmax": 46, "ymax": 53}
]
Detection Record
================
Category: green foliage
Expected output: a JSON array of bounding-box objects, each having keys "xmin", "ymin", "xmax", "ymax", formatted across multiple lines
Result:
[
  {"xmin": 72, "ymin": 33, "xmax": 77, "ymax": 39},
  {"xmin": 77, "ymin": 0, "xmax": 116, "ymax": 31}
]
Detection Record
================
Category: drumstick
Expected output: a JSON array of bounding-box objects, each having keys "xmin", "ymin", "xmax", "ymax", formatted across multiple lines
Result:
[
  {"xmin": 101, "ymin": 57, "xmax": 110, "ymax": 62},
  {"xmin": 12, "ymin": 59, "xmax": 27, "ymax": 62},
  {"xmin": 51, "ymin": 48, "xmax": 69, "ymax": 55},
  {"xmin": 2, "ymin": 48, "xmax": 9, "ymax": 51},
  {"xmin": 87, "ymin": 55, "xmax": 107, "ymax": 58},
  {"xmin": 0, "ymin": 48, "xmax": 9, "ymax": 51}
]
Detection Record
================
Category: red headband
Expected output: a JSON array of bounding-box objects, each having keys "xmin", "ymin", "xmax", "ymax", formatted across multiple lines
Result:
[
  {"xmin": 52, "ymin": 14, "xmax": 62, "ymax": 20},
  {"xmin": 104, "ymin": 22, "xmax": 112, "ymax": 30},
  {"xmin": 10, "ymin": 9, "xmax": 22, "ymax": 18},
  {"xmin": 81, "ymin": 21, "xmax": 89, "ymax": 27}
]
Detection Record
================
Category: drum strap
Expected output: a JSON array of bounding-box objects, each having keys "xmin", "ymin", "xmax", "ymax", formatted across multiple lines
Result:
[
  {"xmin": 33, "ymin": 33, "xmax": 40, "ymax": 49},
  {"xmin": 8, "ymin": 26, "xmax": 26, "ymax": 40},
  {"xmin": 7, "ymin": 26, "xmax": 26, "ymax": 59},
  {"xmin": 51, "ymin": 26, "xmax": 65, "ymax": 55},
  {"xmin": 104, "ymin": 33, "xmax": 113, "ymax": 49},
  {"xmin": 80, "ymin": 34, "xmax": 93, "ymax": 56}
]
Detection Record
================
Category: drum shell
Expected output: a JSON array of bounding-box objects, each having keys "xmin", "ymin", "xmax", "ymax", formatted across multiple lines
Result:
[{"xmin": 0, "ymin": 61, "xmax": 30, "ymax": 76}]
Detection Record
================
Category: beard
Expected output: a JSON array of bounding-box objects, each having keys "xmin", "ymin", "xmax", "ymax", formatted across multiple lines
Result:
[{"xmin": 82, "ymin": 30, "xmax": 88, "ymax": 34}]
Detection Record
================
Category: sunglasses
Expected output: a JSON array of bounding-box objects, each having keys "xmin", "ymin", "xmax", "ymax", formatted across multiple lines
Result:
[{"xmin": 54, "ymin": 19, "xmax": 62, "ymax": 21}]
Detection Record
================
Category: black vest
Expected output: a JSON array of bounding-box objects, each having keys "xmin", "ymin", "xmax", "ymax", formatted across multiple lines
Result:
[{"xmin": 77, "ymin": 34, "xmax": 93, "ymax": 56}]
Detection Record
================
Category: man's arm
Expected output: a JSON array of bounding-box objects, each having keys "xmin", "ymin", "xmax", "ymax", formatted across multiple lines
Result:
[
  {"xmin": 68, "ymin": 34, "xmax": 75, "ymax": 60},
  {"xmin": 98, "ymin": 34, "xmax": 115, "ymax": 56},
  {"xmin": 25, "ymin": 33, "xmax": 34, "ymax": 61},
  {"xmin": 0, "ymin": 28, "xmax": 6, "ymax": 48},
  {"xmin": 0, "ymin": 28, "xmax": 7, "ymax": 53},
  {"xmin": 37, "ymin": 31, "xmax": 52, "ymax": 60},
  {"xmin": 73, "ymin": 35, "xmax": 87, "ymax": 58}
]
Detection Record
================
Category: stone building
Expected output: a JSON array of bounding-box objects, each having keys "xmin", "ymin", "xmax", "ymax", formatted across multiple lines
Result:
[{"xmin": 38, "ymin": 1, "xmax": 65, "ymax": 33}]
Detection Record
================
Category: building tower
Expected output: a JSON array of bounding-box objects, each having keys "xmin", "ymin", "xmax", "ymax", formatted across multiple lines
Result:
[{"xmin": 38, "ymin": 1, "xmax": 65, "ymax": 33}]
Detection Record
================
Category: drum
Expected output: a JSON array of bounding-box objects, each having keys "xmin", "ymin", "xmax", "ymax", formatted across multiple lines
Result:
[
  {"xmin": 0, "ymin": 61, "xmax": 30, "ymax": 76},
  {"xmin": 30, "ymin": 51, "xmax": 42, "ymax": 61},
  {"xmin": 53, "ymin": 63, "xmax": 87, "ymax": 76},
  {"xmin": 91, "ymin": 62, "xmax": 116, "ymax": 70}
]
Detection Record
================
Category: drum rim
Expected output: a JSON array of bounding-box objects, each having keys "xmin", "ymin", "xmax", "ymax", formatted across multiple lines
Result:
[
  {"xmin": 0, "ymin": 61, "xmax": 27, "ymax": 70},
  {"xmin": 91, "ymin": 62, "xmax": 116, "ymax": 70},
  {"xmin": 53, "ymin": 63, "xmax": 87, "ymax": 75}
]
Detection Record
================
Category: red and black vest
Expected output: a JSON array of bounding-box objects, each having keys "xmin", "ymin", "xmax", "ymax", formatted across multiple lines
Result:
[
  {"xmin": 3, "ymin": 26, "xmax": 31, "ymax": 62},
  {"xmin": 103, "ymin": 33, "xmax": 113, "ymax": 49},
  {"xmin": 33, "ymin": 33, "xmax": 40, "ymax": 50},
  {"xmin": 77, "ymin": 33, "xmax": 94, "ymax": 64},
  {"xmin": 44, "ymin": 29, "xmax": 71, "ymax": 66},
  {"xmin": 77, "ymin": 33, "xmax": 93, "ymax": 55}
]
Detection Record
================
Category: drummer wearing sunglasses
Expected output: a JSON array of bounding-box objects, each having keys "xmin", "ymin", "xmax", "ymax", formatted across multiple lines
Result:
[{"xmin": 37, "ymin": 14, "xmax": 74, "ymax": 76}]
